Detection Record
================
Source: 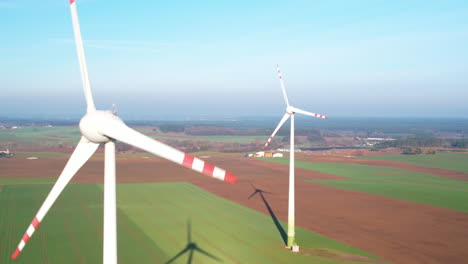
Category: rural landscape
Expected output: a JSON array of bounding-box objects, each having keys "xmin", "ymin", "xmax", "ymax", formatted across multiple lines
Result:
[
  {"xmin": 1, "ymin": 117, "xmax": 467, "ymax": 264},
  {"xmin": 2, "ymin": 0, "xmax": 467, "ymax": 264}
]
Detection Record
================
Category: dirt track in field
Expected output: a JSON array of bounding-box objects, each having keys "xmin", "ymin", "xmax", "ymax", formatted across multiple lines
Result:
[{"xmin": 2, "ymin": 155, "xmax": 468, "ymax": 264}]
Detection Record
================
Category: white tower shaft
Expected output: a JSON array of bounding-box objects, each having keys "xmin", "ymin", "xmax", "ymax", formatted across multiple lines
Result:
[
  {"xmin": 104, "ymin": 141, "xmax": 117, "ymax": 264},
  {"xmin": 287, "ymin": 114, "xmax": 295, "ymax": 247}
]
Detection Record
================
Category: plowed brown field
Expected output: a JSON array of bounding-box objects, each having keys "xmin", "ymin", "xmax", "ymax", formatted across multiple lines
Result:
[{"xmin": 2, "ymin": 154, "xmax": 468, "ymax": 264}]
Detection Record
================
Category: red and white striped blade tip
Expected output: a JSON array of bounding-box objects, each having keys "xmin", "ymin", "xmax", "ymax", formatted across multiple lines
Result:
[
  {"xmin": 224, "ymin": 172, "xmax": 237, "ymax": 184},
  {"xmin": 69, "ymin": 0, "xmax": 75, "ymax": 4},
  {"xmin": 307, "ymin": 112, "xmax": 329, "ymax": 119},
  {"xmin": 308, "ymin": 112, "xmax": 328, "ymax": 119},
  {"xmin": 182, "ymin": 154, "xmax": 237, "ymax": 184},
  {"xmin": 11, "ymin": 217, "xmax": 41, "ymax": 259},
  {"xmin": 264, "ymin": 136, "xmax": 273, "ymax": 147},
  {"xmin": 11, "ymin": 249, "xmax": 20, "ymax": 259}
]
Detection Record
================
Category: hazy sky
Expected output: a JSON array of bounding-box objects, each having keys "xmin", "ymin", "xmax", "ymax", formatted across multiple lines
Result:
[{"xmin": 1, "ymin": 0, "xmax": 467, "ymax": 119}]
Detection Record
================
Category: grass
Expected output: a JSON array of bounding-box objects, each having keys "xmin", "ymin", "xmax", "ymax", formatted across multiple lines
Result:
[
  {"xmin": 260, "ymin": 158, "xmax": 468, "ymax": 213},
  {"xmin": 0, "ymin": 177, "xmax": 56, "ymax": 185},
  {"xmin": 14, "ymin": 151, "xmax": 71, "ymax": 157},
  {"xmin": 1, "ymin": 126, "xmax": 277, "ymax": 148},
  {"xmin": 0, "ymin": 184, "xmax": 165, "ymax": 264},
  {"xmin": 361, "ymin": 153, "xmax": 468, "ymax": 173},
  {"xmin": 189, "ymin": 151, "xmax": 246, "ymax": 157},
  {"xmin": 0, "ymin": 181, "xmax": 375, "ymax": 264},
  {"xmin": 0, "ymin": 126, "xmax": 80, "ymax": 147},
  {"xmin": 196, "ymin": 135, "xmax": 281, "ymax": 143},
  {"xmin": 147, "ymin": 134, "xmax": 279, "ymax": 144}
]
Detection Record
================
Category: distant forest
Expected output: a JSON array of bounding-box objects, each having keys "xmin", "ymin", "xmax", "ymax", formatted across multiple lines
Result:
[
  {"xmin": 2, "ymin": 117, "xmax": 468, "ymax": 136},
  {"xmin": 374, "ymin": 137, "xmax": 468, "ymax": 149}
]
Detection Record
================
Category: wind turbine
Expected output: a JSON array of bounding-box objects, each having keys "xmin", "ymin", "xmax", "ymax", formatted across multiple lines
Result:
[
  {"xmin": 11, "ymin": 1, "xmax": 237, "ymax": 263},
  {"xmin": 262, "ymin": 65, "xmax": 327, "ymax": 249}
]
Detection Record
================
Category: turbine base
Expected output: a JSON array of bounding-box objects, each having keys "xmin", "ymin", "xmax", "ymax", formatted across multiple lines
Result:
[
  {"xmin": 291, "ymin": 244, "xmax": 300, "ymax": 253},
  {"xmin": 287, "ymin": 235, "xmax": 295, "ymax": 248}
]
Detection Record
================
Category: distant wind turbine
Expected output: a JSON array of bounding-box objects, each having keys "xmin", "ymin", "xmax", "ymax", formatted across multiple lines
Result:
[
  {"xmin": 263, "ymin": 65, "xmax": 328, "ymax": 249},
  {"xmin": 11, "ymin": 1, "xmax": 236, "ymax": 263}
]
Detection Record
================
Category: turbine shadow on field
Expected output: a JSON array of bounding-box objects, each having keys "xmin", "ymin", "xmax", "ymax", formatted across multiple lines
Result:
[
  {"xmin": 248, "ymin": 182, "xmax": 287, "ymax": 246},
  {"xmin": 164, "ymin": 219, "xmax": 222, "ymax": 264}
]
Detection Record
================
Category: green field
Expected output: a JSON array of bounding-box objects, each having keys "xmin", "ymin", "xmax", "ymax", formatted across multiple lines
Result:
[
  {"xmin": 0, "ymin": 177, "xmax": 56, "ymax": 185},
  {"xmin": 0, "ymin": 127, "xmax": 80, "ymax": 147},
  {"xmin": 0, "ymin": 181, "xmax": 375, "ymax": 264},
  {"xmin": 13, "ymin": 152, "xmax": 71, "ymax": 157},
  {"xmin": 361, "ymin": 153, "xmax": 468, "ymax": 173},
  {"xmin": 0, "ymin": 126, "xmax": 275, "ymax": 147},
  {"xmin": 147, "ymin": 135, "xmax": 276, "ymax": 144},
  {"xmin": 260, "ymin": 158, "xmax": 468, "ymax": 213}
]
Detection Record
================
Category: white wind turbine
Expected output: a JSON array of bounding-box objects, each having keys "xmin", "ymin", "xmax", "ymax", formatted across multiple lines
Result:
[
  {"xmin": 263, "ymin": 65, "xmax": 328, "ymax": 249},
  {"xmin": 11, "ymin": 1, "xmax": 237, "ymax": 263}
]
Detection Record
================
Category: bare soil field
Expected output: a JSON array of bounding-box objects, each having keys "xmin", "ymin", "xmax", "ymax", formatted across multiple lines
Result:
[{"xmin": 2, "ymin": 154, "xmax": 468, "ymax": 264}]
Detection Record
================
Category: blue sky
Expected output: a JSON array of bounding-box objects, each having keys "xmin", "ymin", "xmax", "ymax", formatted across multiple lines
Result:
[{"xmin": 1, "ymin": 0, "xmax": 467, "ymax": 119}]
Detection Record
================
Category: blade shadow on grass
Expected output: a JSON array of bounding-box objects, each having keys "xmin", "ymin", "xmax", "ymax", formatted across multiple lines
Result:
[
  {"xmin": 165, "ymin": 219, "xmax": 222, "ymax": 264},
  {"xmin": 248, "ymin": 182, "xmax": 287, "ymax": 246}
]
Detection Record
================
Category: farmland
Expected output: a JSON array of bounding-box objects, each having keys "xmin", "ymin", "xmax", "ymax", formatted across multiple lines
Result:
[
  {"xmin": 260, "ymin": 156, "xmax": 468, "ymax": 212},
  {"xmin": 0, "ymin": 126, "xmax": 275, "ymax": 145},
  {"xmin": 2, "ymin": 153, "xmax": 468, "ymax": 263},
  {"xmin": 0, "ymin": 126, "xmax": 276, "ymax": 152},
  {"xmin": 361, "ymin": 153, "xmax": 468, "ymax": 173},
  {"xmin": 2, "ymin": 119, "xmax": 468, "ymax": 264},
  {"xmin": 0, "ymin": 127, "xmax": 80, "ymax": 148},
  {"xmin": 0, "ymin": 181, "xmax": 375, "ymax": 264}
]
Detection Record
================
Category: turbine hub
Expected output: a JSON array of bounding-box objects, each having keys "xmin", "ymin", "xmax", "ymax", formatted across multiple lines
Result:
[
  {"xmin": 286, "ymin": 106, "xmax": 295, "ymax": 115},
  {"xmin": 79, "ymin": 110, "xmax": 124, "ymax": 143}
]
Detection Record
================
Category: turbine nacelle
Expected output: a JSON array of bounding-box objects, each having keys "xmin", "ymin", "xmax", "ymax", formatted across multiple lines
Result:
[
  {"xmin": 79, "ymin": 110, "xmax": 123, "ymax": 143},
  {"xmin": 286, "ymin": 106, "xmax": 295, "ymax": 115}
]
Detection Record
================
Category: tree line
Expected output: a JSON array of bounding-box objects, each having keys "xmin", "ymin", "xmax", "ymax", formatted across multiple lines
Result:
[{"xmin": 374, "ymin": 137, "xmax": 468, "ymax": 149}]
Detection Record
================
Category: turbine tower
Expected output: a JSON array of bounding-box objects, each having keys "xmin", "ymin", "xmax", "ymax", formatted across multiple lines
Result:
[
  {"xmin": 11, "ymin": 1, "xmax": 237, "ymax": 263},
  {"xmin": 263, "ymin": 65, "xmax": 328, "ymax": 249}
]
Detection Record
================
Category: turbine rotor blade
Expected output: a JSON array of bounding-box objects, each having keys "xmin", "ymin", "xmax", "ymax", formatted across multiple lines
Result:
[
  {"xmin": 248, "ymin": 191, "xmax": 258, "ymax": 200},
  {"xmin": 11, "ymin": 137, "xmax": 99, "ymax": 259},
  {"xmin": 69, "ymin": 0, "xmax": 96, "ymax": 113},
  {"xmin": 248, "ymin": 181, "xmax": 258, "ymax": 199},
  {"xmin": 263, "ymin": 113, "xmax": 290, "ymax": 149},
  {"xmin": 100, "ymin": 122, "xmax": 237, "ymax": 184},
  {"xmin": 276, "ymin": 64, "xmax": 290, "ymax": 107},
  {"xmin": 188, "ymin": 249, "xmax": 194, "ymax": 264},
  {"xmin": 291, "ymin": 107, "xmax": 328, "ymax": 119},
  {"xmin": 164, "ymin": 248, "xmax": 190, "ymax": 264},
  {"xmin": 195, "ymin": 247, "xmax": 222, "ymax": 261}
]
